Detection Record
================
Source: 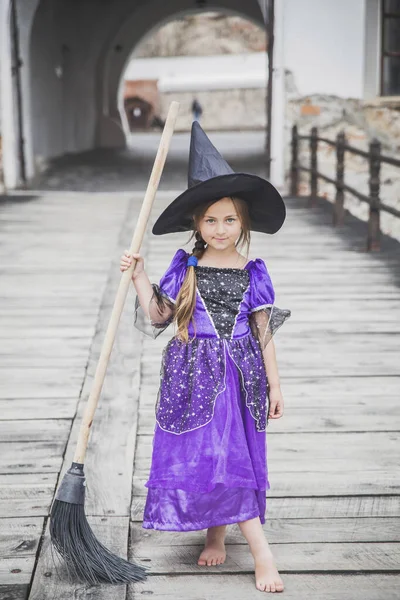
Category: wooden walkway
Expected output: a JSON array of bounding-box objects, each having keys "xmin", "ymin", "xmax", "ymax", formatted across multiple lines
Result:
[{"xmin": 0, "ymin": 191, "xmax": 399, "ymax": 600}]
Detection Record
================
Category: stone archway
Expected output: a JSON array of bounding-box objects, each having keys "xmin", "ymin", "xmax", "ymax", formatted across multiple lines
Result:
[
  {"xmin": 4, "ymin": 0, "xmax": 265, "ymax": 183},
  {"xmin": 97, "ymin": 1, "xmax": 266, "ymax": 147}
]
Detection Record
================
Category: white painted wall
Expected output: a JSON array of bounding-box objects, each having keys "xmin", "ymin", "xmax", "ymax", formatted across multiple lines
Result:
[
  {"xmin": 363, "ymin": 0, "xmax": 381, "ymax": 100},
  {"xmin": 17, "ymin": 0, "xmax": 41, "ymax": 180},
  {"xmin": 0, "ymin": 0, "xmax": 20, "ymax": 188},
  {"xmin": 284, "ymin": 0, "xmax": 366, "ymax": 99},
  {"xmin": 123, "ymin": 53, "xmax": 267, "ymax": 92},
  {"xmin": 270, "ymin": 0, "xmax": 285, "ymax": 188}
]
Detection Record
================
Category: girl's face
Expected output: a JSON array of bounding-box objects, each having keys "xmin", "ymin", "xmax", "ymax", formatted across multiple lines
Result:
[{"xmin": 197, "ymin": 197, "xmax": 242, "ymax": 251}]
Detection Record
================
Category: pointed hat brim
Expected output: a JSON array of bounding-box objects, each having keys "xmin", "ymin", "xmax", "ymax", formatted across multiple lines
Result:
[
  {"xmin": 152, "ymin": 173, "xmax": 286, "ymax": 235},
  {"xmin": 152, "ymin": 121, "xmax": 286, "ymax": 235}
]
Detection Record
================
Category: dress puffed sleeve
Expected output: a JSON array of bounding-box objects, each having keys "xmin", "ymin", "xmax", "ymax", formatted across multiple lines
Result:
[
  {"xmin": 134, "ymin": 248, "xmax": 188, "ymax": 338},
  {"xmin": 249, "ymin": 258, "xmax": 291, "ymax": 350}
]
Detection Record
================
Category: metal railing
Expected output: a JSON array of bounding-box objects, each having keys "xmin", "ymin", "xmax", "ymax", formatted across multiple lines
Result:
[{"xmin": 290, "ymin": 125, "xmax": 400, "ymax": 250}]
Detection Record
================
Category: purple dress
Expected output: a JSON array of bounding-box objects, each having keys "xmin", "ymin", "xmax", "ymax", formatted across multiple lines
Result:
[{"xmin": 134, "ymin": 248, "xmax": 290, "ymax": 531}]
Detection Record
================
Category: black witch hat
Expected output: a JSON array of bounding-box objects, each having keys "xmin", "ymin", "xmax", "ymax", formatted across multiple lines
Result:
[{"xmin": 152, "ymin": 121, "xmax": 286, "ymax": 235}]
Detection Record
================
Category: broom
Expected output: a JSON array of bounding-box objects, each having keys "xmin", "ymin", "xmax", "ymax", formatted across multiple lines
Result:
[{"xmin": 50, "ymin": 101, "xmax": 180, "ymax": 584}]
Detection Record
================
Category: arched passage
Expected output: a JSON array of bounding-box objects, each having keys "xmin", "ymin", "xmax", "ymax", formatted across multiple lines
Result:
[
  {"xmin": 98, "ymin": 3, "xmax": 266, "ymax": 146},
  {"xmin": 25, "ymin": 0, "xmax": 265, "ymax": 178}
]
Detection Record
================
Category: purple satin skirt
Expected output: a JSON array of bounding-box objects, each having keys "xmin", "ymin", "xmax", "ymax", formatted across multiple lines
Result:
[{"xmin": 142, "ymin": 351, "xmax": 270, "ymax": 531}]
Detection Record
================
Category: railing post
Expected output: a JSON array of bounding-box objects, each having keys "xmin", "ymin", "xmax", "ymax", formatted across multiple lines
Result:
[
  {"xmin": 309, "ymin": 126, "xmax": 318, "ymax": 207},
  {"xmin": 368, "ymin": 138, "xmax": 381, "ymax": 251},
  {"xmin": 334, "ymin": 131, "xmax": 346, "ymax": 225},
  {"xmin": 290, "ymin": 125, "xmax": 299, "ymax": 196}
]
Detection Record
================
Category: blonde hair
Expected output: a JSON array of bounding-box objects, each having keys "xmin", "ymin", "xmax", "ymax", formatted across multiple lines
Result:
[{"xmin": 174, "ymin": 196, "xmax": 251, "ymax": 343}]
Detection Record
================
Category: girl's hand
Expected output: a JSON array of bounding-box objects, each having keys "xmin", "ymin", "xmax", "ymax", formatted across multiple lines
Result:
[
  {"xmin": 268, "ymin": 386, "xmax": 284, "ymax": 419},
  {"xmin": 120, "ymin": 251, "xmax": 144, "ymax": 280}
]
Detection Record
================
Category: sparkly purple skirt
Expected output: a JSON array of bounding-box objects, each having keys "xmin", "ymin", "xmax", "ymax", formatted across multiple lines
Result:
[{"xmin": 142, "ymin": 352, "xmax": 270, "ymax": 531}]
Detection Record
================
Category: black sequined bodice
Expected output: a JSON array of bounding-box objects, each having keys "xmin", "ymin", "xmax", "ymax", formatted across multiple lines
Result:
[{"xmin": 194, "ymin": 266, "xmax": 250, "ymax": 338}]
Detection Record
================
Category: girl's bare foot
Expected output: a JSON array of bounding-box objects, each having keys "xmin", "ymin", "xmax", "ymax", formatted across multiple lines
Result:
[
  {"xmin": 238, "ymin": 516, "xmax": 284, "ymax": 593},
  {"xmin": 254, "ymin": 546, "xmax": 284, "ymax": 593},
  {"xmin": 198, "ymin": 525, "xmax": 227, "ymax": 566}
]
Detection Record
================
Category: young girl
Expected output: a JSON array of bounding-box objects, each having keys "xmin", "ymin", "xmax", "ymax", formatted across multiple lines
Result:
[{"xmin": 120, "ymin": 123, "xmax": 290, "ymax": 593}]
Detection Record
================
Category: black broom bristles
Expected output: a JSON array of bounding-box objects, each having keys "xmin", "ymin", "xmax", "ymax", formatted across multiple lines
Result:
[{"xmin": 50, "ymin": 463, "xmax": 148, "ymax": 584}]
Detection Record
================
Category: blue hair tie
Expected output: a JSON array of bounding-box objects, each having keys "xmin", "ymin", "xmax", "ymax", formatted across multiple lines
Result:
[{"xmin": 187, "ymin": 255, "xmax": 198, "ymax": 267}]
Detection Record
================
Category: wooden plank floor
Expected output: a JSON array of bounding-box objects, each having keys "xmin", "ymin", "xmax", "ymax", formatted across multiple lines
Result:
[
  {"xmin": 0, "ymin": 192, "xmax": 399, "ymax": 600},
  {"xmin": 0, "ymin": 191, "xmax": 138, "ymax": 600}
]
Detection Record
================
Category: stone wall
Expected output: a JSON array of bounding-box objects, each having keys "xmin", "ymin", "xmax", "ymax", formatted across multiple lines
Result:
[
  {"xmin": 136, "ymin": 12, "xmax": 266, "ymax": 57},
  {"xmin": 160, "ymin": 88, "xmax": 266, "ymax": 131},
  {"xmin": 285, "ymin": 89, "xmax": 400, "ymax": 242}
]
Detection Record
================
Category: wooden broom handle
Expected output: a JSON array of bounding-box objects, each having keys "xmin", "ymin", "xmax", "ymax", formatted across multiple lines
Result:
[{"xmin": 74, "ymin": 101, "xmax": 180, "ymax": 464}]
